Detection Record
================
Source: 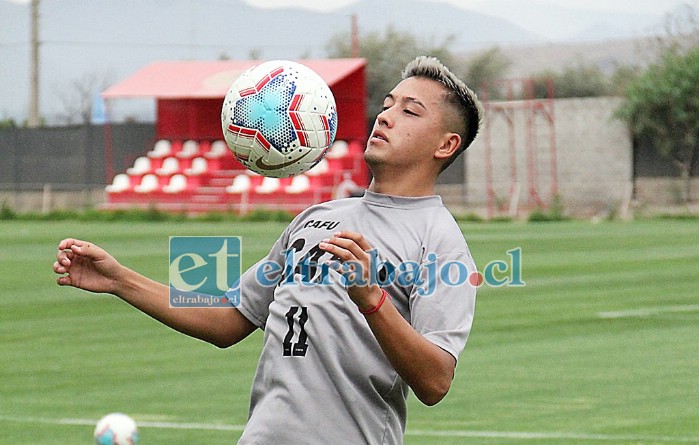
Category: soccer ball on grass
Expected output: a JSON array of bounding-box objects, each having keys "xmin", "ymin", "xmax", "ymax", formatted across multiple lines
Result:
[
  {"xmin": 221, "ymin": 60, "xmax": 338, "ymax": 178},
  {"xmin": 94, "ymin": 413, "xmax": 139, "ymax": 445}
]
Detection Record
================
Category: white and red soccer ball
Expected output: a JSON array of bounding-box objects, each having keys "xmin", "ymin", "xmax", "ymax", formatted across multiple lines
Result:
[
  {"xmin": 221, "ymin": 60, "xmax": 338, "ymax": 178},
  {"xmin": 94, "ymin": 413, "xmax": 139, "ymax": 445}
]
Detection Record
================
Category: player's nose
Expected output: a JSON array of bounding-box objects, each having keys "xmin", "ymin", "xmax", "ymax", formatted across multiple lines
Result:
[{"xmin": 375, "ymin": 108, "xmax": 392, "ymax": 128}]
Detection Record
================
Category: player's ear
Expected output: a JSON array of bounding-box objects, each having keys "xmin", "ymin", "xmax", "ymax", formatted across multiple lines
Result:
[{"xmin": 434, "ymin": 133, "xmax": 461, "ymax": 160}]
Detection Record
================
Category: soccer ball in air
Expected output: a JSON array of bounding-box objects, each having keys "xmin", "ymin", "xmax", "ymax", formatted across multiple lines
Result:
[
  {"xmin": 221, "ymin": 60, "xmax": 338, "ymax": 178},
  {"xmin": 94, "ymin": 413, "xmax": 139, "ymax": 445}
]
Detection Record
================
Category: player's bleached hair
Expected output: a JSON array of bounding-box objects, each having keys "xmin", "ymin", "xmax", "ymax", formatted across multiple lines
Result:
[{"xmin": 402, "ymin": 56, "xmax": 483, "ymax": 172}]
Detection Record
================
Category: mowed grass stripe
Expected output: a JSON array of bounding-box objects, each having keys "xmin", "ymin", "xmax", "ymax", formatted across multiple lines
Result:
[
  {"xmin": 3, "ymin": 415, "xmax": 699, "ymax": 443},
  {"xmin": 0, "ymin": 219, "xmax": 697, "ymax": 444}
]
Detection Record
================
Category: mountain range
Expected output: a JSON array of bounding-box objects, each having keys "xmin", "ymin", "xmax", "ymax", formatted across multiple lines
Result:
[{"xmin": 0, "ymin": 0, "xmax": 672, "ymax": 124}]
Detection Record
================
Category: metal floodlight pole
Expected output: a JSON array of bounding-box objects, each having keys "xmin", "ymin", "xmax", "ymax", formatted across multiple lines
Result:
[{"xmin": 28, "ymin": 0, "xmax": 41, "ymax": 128}]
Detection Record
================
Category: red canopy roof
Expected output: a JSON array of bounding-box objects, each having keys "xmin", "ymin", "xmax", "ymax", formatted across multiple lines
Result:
[{"xmin": 102, "ymin": 59, "xmax": 366, "ymax": 99}]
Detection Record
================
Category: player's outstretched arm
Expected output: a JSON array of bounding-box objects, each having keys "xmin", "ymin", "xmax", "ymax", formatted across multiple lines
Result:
[{"xmin": 54, "ymin": 238, "xmax": 256, "ymax": 348}]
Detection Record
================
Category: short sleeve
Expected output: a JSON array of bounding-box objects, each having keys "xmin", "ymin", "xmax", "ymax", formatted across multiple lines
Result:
[
  {"xmin": 409, "ymin": 250, "xmax": 477, "ymax": 361},
  {"xmin": 235, "ymin": 227, "xmax": 290, "ymax": 328}
]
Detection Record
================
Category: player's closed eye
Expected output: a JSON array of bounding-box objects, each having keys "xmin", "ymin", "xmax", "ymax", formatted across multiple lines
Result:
[{"xmin": 380, "ymin": 104, "xmax": 417, "ymax": 116}]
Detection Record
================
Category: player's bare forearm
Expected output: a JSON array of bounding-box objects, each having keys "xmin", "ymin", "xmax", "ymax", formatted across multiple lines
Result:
[
  {"xmin": 54, "ymin": 238, "xmax": 255, "ymax": 348},
  {"xmin": 113, "ymin": 266, "xmax": 256, "ymax": 348},
  {"xmin": 362, "ymin": 290, "xmax": 456, "ymax": 406}
]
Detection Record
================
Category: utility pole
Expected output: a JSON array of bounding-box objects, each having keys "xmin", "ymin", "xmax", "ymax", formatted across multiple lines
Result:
[
  {"xmin": 28, "ymin": 0, "xmax": 40, "ymax": 127},
  {"xmin": 351, "ymin": 14, "xmax": 359, "ymax": 58}
]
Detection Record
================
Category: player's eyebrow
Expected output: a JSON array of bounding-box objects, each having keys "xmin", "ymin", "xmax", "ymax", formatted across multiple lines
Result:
[
  {"xmin": 384, "ymin": 93, "xmax": 428, "ymax": 110},
  {"xmin": 405, "ymin": 96, "xmax": 427, "ymax": 110}
]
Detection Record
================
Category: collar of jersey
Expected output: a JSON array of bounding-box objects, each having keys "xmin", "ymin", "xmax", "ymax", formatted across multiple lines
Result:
[{"xmin": 361, "ymin": 190, "xmax": 443, "ymax": 209}]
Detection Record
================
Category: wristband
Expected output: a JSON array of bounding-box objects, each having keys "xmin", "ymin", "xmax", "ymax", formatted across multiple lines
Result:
[{"xmin": 359, "ymin": 289, "xmax": 389, "ymax": 315}]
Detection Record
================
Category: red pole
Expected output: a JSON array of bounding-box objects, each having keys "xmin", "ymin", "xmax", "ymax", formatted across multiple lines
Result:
[
  {"xmin": 103, "ymin": 99, "xmax": 114, "ymax": 182},
  {"xmin": 481, "ymin": 82, "xmax": 495, "ymax": 218},
  {"xmin": 547, "ymin": 78, "xmax": 559, "ymax": 199}
]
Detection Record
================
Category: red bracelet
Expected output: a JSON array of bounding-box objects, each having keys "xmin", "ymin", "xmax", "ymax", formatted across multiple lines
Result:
[{"xmin": 359, "ymin": 289, "xmax": 389, "ymax": 315}]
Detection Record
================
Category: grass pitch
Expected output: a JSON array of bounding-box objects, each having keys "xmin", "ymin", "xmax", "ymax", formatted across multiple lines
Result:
[{"xmin": 0, "ymin": 218, "xmax": 697, "ymax": 444}]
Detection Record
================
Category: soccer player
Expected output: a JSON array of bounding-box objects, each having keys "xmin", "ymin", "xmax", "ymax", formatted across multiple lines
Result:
[{"xmin": 53, "ymin": 56, "xmax": 482, "ymax": 444}]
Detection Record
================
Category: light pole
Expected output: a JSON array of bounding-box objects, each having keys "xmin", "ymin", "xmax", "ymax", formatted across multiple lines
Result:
[{"xmin": 28, "ymin": 0, "xmax": 40, "ymax": 127}]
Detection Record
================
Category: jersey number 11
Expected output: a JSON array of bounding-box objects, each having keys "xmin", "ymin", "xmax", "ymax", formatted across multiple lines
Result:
[{"xmin": 283, "ymin": 306, "xmax": 309, "ymax": 357}]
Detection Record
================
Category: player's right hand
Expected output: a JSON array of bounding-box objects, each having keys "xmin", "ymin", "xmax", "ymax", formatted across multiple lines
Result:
[{"xmin": 53, "ymin": 238, "xmax": 122, "ymax": 294}]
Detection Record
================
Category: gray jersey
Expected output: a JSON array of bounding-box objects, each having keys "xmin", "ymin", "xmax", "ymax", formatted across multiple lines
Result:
[{"xmin": 235, "ymin": 191, "xmax": 476, "ymax": 444}]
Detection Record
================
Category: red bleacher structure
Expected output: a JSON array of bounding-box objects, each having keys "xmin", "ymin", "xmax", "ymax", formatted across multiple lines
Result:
[{"xmin": 102, "ymin": 59, "xmax": 369, "ymax": 214}]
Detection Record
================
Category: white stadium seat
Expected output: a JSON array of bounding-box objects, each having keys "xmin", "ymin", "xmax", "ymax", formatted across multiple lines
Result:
[
  {"xmin": 306, "ymin": 158, "xmax": 329, "ymax": 176},
  {"xmin": 205, "ymin": 140, "xmax": 228, "ymax": 159},
  {"xmin": 185, "ymin": 157, "xmax": 208, "ymax": 176},
  {"xmin": 177, "ymin": 140, "xmax": 200, "ymax": 159},
  {"xmin": 326, "ymin": 140, "xmax": 349, "ymax": 159},
  {"xmin": 163, "ymin": 174, "xmax": 187, "ymax": 193},
  {"xmin": 156, "ymin": 157, "xmax": 180, "ymax": 175},
  {"xmin": 134, "ymin": 174, "xmax": 159, "ymax": 193},
  {"xmin": 226, "ymin": 174, "xmax": 251, "ymax": 194},
  {"xmin": 255, "ymin": 177, "xmax": 280, "ymax": 194},
  {"xmin": 285, "ymin": 175, "xmax": 310, "ymax": 194},
  {"xmin": 147, "ymin": 139, "xmax": 172, "ymax": 158},
  {"xmin": 127, "ymin": 157, "xmax": 152, "ymax": 175},
  {"xmin": 105, "ymin": 173, "xmax": 131, "ymax": 193}
]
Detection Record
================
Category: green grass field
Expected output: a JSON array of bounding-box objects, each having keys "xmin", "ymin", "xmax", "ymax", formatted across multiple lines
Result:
[{"xmin": 1, "ymin": 218, "xmax": 698, "ymax": 444}]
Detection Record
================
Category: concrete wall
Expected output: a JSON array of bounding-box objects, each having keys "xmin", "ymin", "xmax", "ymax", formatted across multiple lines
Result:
[
  {"xmin": 439, "ymin": 96, "xmax": 634, "ymax": 217},
  {"xmin": 635, "ymin": 177, "xmax": 699, "ymax": 206},
  {"xmin": 0, "ymin": 188, "xmax": 105, "ymax": 214}
]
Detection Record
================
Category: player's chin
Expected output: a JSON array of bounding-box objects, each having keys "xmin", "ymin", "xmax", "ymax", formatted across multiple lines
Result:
[{"xmin": 363, "ymin": 148, "xmax": 385, "ymax": 167}]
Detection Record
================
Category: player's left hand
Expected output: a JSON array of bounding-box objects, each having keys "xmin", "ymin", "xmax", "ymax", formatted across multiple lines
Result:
[{"xmin": 319, "ymin": 231, "xmax": 383, "ymax": 311}]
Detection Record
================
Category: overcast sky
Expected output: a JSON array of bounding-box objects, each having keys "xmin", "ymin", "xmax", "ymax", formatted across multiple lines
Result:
[
  {"xmin": 242, "ymin": 0, "xmax": 690, "ymax": 15},
  {"xmin": 8, "ymin": 0, "xmax": 686, "ymax": 15}
]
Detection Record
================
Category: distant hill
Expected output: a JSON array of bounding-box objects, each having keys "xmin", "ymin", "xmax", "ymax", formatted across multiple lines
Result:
[
  {"xmin": 485, "ymin": 38, "xmax": 656, "ymax": 79},
  {"xmin": 471, "ymin": 0, "xmax": 663, "ymax": 42},
  {"xmin": 0, "ymin": 0, "xmax": 668, "ymax": 124},
  {"xmin": 337, "ymin": 0, "xmax": 540, "ymax": 49}
]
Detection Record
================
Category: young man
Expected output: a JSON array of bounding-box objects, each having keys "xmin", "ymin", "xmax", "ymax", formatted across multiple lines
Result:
[{"xmin": 53, "ymin": 56, "xmax": 482, "ymax": 444}]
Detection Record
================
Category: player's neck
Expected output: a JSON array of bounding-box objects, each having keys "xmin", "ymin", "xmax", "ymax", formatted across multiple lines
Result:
[{"xmin": 367, "ymin": 172, "xmax": 436, "ymax": 197}]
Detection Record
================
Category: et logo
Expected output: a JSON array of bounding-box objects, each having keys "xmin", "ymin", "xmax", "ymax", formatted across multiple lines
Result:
[{"xmin": 168, "ymin": 236, "xmax": 241, "ymax": 308}]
